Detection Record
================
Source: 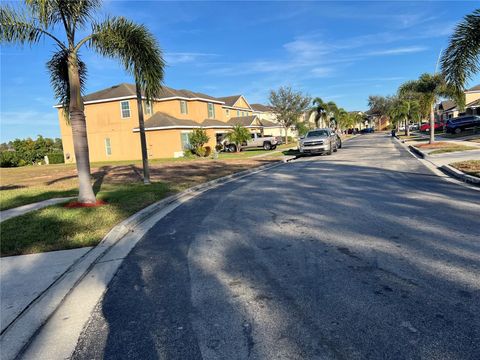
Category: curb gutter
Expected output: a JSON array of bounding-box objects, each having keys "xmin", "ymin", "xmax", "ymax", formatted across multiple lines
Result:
[
  {"xmin": 440, "ymin": 164, "xmax": 480, "ymax": 184},
  {"xmin": 393, "ymin": 137, "xmax": 479, "ymax": 190},
  {"xmin": 1, "ymin": 161, "xmax": 284, "ymax": 360}
]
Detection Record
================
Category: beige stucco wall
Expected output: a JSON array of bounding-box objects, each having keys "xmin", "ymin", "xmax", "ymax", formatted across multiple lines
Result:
[{"xmin": 465, "ymin": 91, "xmax": 480, "ymax": 105}]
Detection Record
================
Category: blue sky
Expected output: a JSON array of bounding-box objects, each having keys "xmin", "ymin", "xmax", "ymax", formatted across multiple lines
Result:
[{"xmin": 1, "ymin": 1, "xmax": 479, "ymax": 142}]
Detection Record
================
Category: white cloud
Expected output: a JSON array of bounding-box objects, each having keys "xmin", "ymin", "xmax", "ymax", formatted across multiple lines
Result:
[
  {"xmin": 363, "ymin": 46, "xmax": 428, "ymax": 56},
  {"xmin": 164, "ymin": 52, "xmax": 218, "ymax": 64}
]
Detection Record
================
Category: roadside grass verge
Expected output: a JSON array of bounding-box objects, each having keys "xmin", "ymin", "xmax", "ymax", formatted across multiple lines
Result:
[
  {"xmin": 0, "ymin": 182, "xmax": 170, "ymax": 256},
  {"xmin": 0, "ymin": 186, "xmax": 77, "ymax": 210},
  {"xmin": 450, "ymin": 160, "xmax": 480, "ymax": 178},
  {"xmin": 415, "ymin": 142, "xmax": 478, "ymax": 155},
  {"xmin": 429, "ymin": 146, "xmax": 477, "ymax": 155},
  {"xmin": 0, "ymin": 159, "xmax": 275, "ymax": 256}
]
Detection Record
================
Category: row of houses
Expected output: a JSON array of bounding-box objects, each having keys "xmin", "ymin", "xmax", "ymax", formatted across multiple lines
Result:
[
  {"xmin": 436, "ymin": 85, "xmax": 480, "ymax": 121},
  {"xmin": 57, "ymin": 83, "xmax": 294, "ymax": 163}
]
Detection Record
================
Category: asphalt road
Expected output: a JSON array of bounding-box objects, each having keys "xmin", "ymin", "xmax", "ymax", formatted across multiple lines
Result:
[{"xmin": 73, "ymin": 133, "xmax": 480, "ymax": 360}]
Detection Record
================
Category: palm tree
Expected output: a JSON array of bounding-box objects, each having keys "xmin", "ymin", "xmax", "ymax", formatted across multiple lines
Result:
[
  {"xmin": 440, "ymin": 9, "xmax": 480, "ymax": 93},
  {"xmin": 226, "ymin": 125, "xmax": 251, "ymax": 152},
  {"xmin": 1, "ymin": 1, "xmax": 164, "ymax": 202},
  {"xmin": 398, "ymin": 73, "xmax": 458, "ymax": 144},
  {"xmin": 310, "ymin": 97, "xmax": 329, "ymax": 128}
]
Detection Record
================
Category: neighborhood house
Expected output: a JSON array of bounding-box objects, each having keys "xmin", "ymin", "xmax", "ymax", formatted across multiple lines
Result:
[{"xmin": 56, "ymin": 83, "xmax": 286, "ymax": 163}]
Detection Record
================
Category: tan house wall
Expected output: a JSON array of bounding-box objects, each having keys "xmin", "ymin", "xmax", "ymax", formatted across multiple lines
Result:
[
  {"xmin": 465, "ymin": 91, "xmax": 480, "ymax": 105},
  {"xmin": 233, "ymin": 97, "xmax": 250, "ymax": 110}
]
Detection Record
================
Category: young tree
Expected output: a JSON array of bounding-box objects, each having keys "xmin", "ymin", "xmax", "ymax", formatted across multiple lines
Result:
[
  {"xmin": 269, "ymin": 86, "xmax": 311, "ymax": 144},
  {"xmin": 1, "ymin": 1, "xmax": 164, "ymax": 203},
  {"xmin": 189, "ymin": 128, "xmax": 210, "ymax": 156},
  {"xmin": 226, "ymin": 125, "xmax": 250, "ymax": 152},
  {"xmin": 441, "ymin": 9, "xmax": 480, "ymax": 93}
]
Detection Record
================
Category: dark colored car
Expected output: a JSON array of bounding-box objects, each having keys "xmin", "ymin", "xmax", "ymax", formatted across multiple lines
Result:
[
  {"xmin": 360, "ymin": 127, "xmax": 374, "ymax": 134},
  {"xmin": 445, "ymin": 115, "xmax": 480, "ymax": 134}
]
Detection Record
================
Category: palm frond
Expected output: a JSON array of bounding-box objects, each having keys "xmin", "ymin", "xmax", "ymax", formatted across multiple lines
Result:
[
  {"xmin": 91, "ymin": 16, "xmax": 164, "ymax": 101},
  {"xmin": 441, "ymin": 9, "xmax": 480, "ymax": 91},
  {"xmin": 25, "ymin": 0, "xmax": 61, "ymax": 28},
  {"xmin": 47, "ymin": 48, "xmax": 87, "ymax": 120}
]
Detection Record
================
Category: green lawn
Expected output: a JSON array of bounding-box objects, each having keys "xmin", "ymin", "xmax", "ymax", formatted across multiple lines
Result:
[
  {"xmin": 429, "ymin": 145, "xmax": 477, "ymax": 155},
  {"xmin": 0, "ymin": 182, "xmax": 171, "ymax": 256}
]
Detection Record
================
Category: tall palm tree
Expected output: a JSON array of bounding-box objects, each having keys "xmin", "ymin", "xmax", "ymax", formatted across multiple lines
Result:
[
  {"xmin": 310, "ymin": 97, "xmax": 328, "ymax": 128},
  {"xmin": 440, "ymin": 8, "xmax": 480, "ymax": 93},
  {"xmin": 398, "ymin": 73, "xmax": 458, "ymax": 144},
  {"xmin": 1, "ymin": 1, "xmax": 164, "ymax": 202}
]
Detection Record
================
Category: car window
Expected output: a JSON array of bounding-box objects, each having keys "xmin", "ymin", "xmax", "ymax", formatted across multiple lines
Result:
[{"xmin": 307, "ymin": 130, "xmax": 329, "ymax": 137}]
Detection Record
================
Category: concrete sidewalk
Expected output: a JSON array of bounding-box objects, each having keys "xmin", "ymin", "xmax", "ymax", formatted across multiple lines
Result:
[
  {"xmin": 0, "ymin": 247, "xmax": 92, "ymax": 333},
  {"xmin": 0, "ymin": 197, "xmax": 74, "ymax": 222}
]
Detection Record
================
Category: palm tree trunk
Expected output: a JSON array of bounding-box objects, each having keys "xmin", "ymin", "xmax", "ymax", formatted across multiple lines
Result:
[
  {"xmin": 67, "ymin": 52, "xmax": 96, "ymax": 204},
  {"xmin": 135, "ymin": 78, "xmax": 151, "ymax": 184},
  {"xmin": 429, "ymin": 104, "xmax": 435, "ymax": 144},
  {"xmin": 404, "ymin": 118, "xmax": 408, "ymax": 136},
  {"xmin": 406, "ymin": 117, "xmax": 410, "ymax": 136}
]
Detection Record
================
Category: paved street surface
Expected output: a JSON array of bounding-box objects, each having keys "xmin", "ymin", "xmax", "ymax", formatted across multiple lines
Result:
[{"xmin": 73, "ymin": 133, "xmax": 480, "ymax": 360}]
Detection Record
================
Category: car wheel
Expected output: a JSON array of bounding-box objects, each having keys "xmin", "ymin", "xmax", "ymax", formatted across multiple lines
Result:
[
  {"xmin": 228, "ymin": 144, "xmax": 237, "ymax": 152},
  {"xmin": 327, "ymin": 144, "xmax": 333, "ymax": 155},
  {"xmin": 455, "ymin": 128, "xmax": 461, "ymax": 134},
  {"xmin": 263, "ymin": 142, "xmax": 272, "ymax": 150}
]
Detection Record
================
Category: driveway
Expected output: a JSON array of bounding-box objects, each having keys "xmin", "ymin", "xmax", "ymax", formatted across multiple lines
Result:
[{"xmin": 72, "ymin": 133, "xmax": 480, "ymax": 360}]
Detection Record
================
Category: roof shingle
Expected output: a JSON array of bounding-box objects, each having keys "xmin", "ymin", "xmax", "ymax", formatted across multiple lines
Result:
[
  {"xmin": 227, "ymin": 116, "xmax": 259, "ymax": 127},
  {"xmin": 216, "ymin": 95, "xmax": 242, "ymax": 107}
]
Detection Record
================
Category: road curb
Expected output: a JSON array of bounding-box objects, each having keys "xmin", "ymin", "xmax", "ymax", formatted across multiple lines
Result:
[
  {"xmin": 440, "ymin": 164, "xmax": 480, "ymax": 185},
  {"xmin": 393, "ymin": 136, "xmax": 479, "ymax": 190},
  {"xmin": 0, "ymin": 160, "xmax": 284, "ymax": 360},
  {"xmin": 408, "ymin": 145, "xmax": 427, "ymax": 159}
]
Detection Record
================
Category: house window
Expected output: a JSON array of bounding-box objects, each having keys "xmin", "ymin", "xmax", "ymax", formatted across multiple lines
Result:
[
  {"xmin": 180, "ymin": 100, "xmax": 188, "ymax": 114},
  {"xmin": 120, "ymin": 101, "xmax": 131, "ymax": 118},
  {"xmin": 207, "ymin": 103, "xmax": 215, "ymax": 118},
  {"xmin": 144, "ymin": 101, "xmax": 152, "ymax": 116},
  {"xmin": 237, "ymin": 110, "xmax": 240, "ymax": 116},
  {"xmin": 180, "ymin": 132, "xmax": 191, "ymax": 150},
  {"xmin": 105, "ymin": 138, "xmax": 112, "ymax": 156},
  {"xmin": 226, "ymin": 109, "xmax": 230, "ymax": 117}
]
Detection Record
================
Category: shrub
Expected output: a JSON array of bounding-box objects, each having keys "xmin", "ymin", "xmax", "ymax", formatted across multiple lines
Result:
[
  {"xmin": 195, "ymin": 147, "xmax": 206, "ymax": 157},
  {"xmin": 189, "ymin": 129, "xmax": 210, "ymax": 156},
  {"xmin": 47, "ymin": 152, "xmax": 64, "ymax": 164},
  {"xmin": 0, "ymin": 151, "xmax": 19, "ymax": 167}
]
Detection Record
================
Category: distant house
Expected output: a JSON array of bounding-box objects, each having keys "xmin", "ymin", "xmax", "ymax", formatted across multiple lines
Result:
[
  {"xmin": 436, "ymin": 84, "xmax": 480, "ymax": 120},
  {"xmin": 251, "ymin": 103, "xmax": 296, "ymax": 138},
  {"xmin": 56, "ymin": 84, "xmax": 289, "ymax": 163}
]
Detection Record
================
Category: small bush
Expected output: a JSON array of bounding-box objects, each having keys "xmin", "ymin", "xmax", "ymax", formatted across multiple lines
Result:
[
  {"xmin": 196, "ymin": 147, "xmax": 206, "ymax": 157},
  {"xmin": 0, "ymin": 151, "xmax": 20, "ymax": 167},
  {"xmin": 189, "ymin": 129, "xmax": 210, "ymax": 156},
  {"xmin": 47, "ymin": 152, "xmax": 64, "ymax": 164},
  {"xmin": 183, "ymin": 149, "xmax": 195, "ymax": 158}
]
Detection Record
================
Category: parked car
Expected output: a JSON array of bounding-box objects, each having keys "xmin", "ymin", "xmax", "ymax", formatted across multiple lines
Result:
[
  {"xmin": 299, "ymin": 128, "xmax": 337, "ymax": 155},
  {"xmin": 360, "ymin": 127, "xmax": 374, "ymax": 134},
  {"xmin": 410, "ymin": 124, "xmax": 419, "ymax": 131},
  {"xmin": 445, "ymin": 115, "xmax": 480, "ymax": 134},
  {"xmin": 332, "ymin": 131, "xmax": 342, "ymax": 149},
  {"xmin": 420, "ymin": 122, "xmax": 444, "ymax": 132},
  {"xmin": 223, "ymin": 132, "xmax": 279, "ymax": 152}
]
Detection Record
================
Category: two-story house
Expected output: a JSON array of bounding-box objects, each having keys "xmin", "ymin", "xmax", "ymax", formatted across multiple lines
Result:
[{"xmin": 56, "ymin": 83, "xmax": 285, "ymax": 163}]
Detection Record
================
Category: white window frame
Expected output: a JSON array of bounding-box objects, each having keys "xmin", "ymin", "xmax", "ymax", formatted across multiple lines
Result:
[
  {"xmin": 180, "ymin": 100, "xmax": 188, "ymax": 114},
  {"xmin": 180, "ymin": 131, "xmax": 192, "ymax": 150},
  {"xmin": 237, "ymin": 110, "xmax": 240, "ymax": 117},
  {"xmin": 144, "ymin": 101, "xmax": 153, "ymax": 116},
  {"xmin": 105, "ymin": 138, "xmax": 112, "ymax": 156},
  {"xmin": 120, "ymin": 100, "xmax": 131, "ymax": 118},
  {"xmin": 207, "ymin": 103, "xmax": 215, "ymax": 119}
]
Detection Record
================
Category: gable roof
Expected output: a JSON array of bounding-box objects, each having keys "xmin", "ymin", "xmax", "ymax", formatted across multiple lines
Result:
[
  {"xmin": 438, "ymin": 100, "xmax": 456, "ymax": 111},
  {"xmin": 467, "ymin": 98, "xmax": 480, "ymax": 108},
  {"xmin": 259, "ymin": 119, "xmax": 281, "ymax": 127},
  {"xmin": 140, "ymin": 112, "xmax": 199, "ymax": 130},
  {"xmin": 216, "ymin": 95, "xmax": 242, "ymax": 107},
  {"xmin": 80, "ymin": 83, "xmax": 222, "ymax": 105},
  {"xmin": 466, "ymin": 84, "xmax": 480, "ymax": 92},
  {"xmin": 227, "ymin": 116, "xmax": 259, "ymax": 127},
  {"xmin": 251, "ymin": 103, "xmax": 273, "ymax": 112}
]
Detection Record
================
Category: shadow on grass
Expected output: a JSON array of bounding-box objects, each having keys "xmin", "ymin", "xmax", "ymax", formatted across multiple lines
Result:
[{"xmin": 0, "ymin": 182, "xmax": 171, "ymax": 257}]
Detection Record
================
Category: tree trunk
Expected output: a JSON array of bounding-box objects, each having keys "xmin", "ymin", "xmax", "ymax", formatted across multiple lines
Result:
[
  {"xmin": 406, "ymin": 119, "xmax": 410, "ymax": 137},
  {"xmin": 284, "ymin": 126, "xmax": 288, "ymax": 144},
  {"xmin": 67, "ymin": 52, "xmax": 96, "ymax": 204},
  {"xmin": 135, "ymin": 79, "xmax": 151, "ymax": 184},
  {"xmin": 404, "ymin": 118, "xmax": 408, "ymax": 136},
  {"xmin": 429, "ymin": 104, "xmax": 435, "ymax": 144}
]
